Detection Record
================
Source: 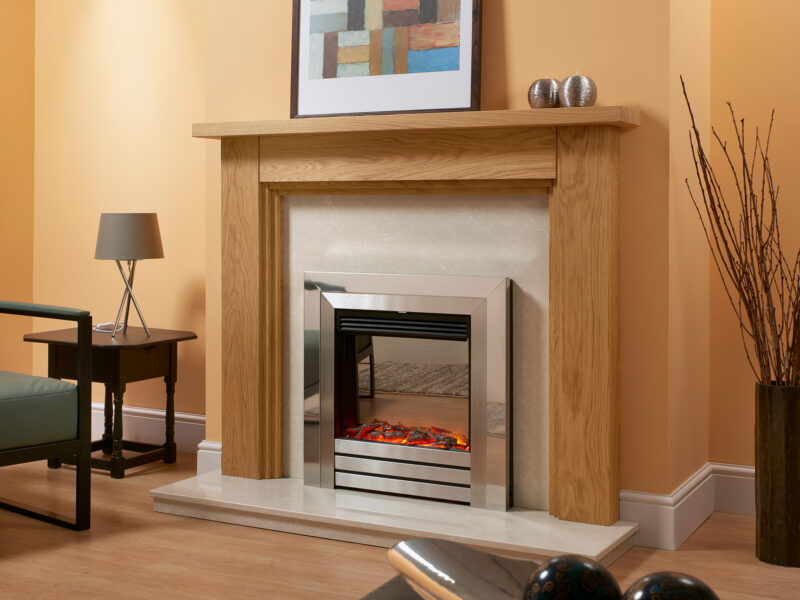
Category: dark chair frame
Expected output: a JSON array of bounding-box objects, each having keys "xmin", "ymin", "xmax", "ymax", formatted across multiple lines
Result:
[{"xmin": 0, "ymin": 301, "xmax": 92, "ymax": 530}]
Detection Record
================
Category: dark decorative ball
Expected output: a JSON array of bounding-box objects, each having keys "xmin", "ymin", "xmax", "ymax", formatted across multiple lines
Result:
[
  {"xmin": 623, "ymin": 572, "xmax": 719, "ymax": 600},
  {"xmin": 523, "ymin": 555, "xmax": 622, "ymax": 600}
]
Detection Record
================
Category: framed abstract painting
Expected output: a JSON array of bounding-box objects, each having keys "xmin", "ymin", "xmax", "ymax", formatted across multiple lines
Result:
[{"xmin": 291, "ymin": 0, "xmax": 482, "ymax": 118}]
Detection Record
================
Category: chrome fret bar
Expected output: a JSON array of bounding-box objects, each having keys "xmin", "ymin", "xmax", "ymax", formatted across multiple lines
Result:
[
  {"xmin": 334, "ymin": 438, "xmax": 471, "ymax": 469},
  {"xmin": 335, "ymin": 472, "xmax": 470, "ymax": 503},
  {"xmin": 335, "ymin": 455, "xmax": 470, "ymax": 486}
]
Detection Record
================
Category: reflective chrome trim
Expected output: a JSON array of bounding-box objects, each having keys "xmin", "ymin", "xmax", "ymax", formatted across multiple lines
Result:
[
  {"xmin": 303, "ymin": 281, "xmax": 321, "ymax": 486},
  {"xmin": 335, "ymin": 455, "xmax": 471, "ymax": 486},
  {"xmin": 304, "ymin": 271, "xmax": 511, "ymax": 510},
  {"xmin": 335, "ymin": 472, "xmax": 470, "ymax": 503},
  {"xmin": 322, "ymin": 292, "xmax": 483, "ymax": 317},
  {"xmin": 388, "ymin": 539, "xmax": 535, "ymax": 600},
  {"xmin": 334, "ymin": 438, "xmax": 471, "ymax": 468},
  {"xmin": 306, "ymin": 271, "xmax": 508, "ymax": 299},
  {"xmin": 319, "ymin": 296, "xmax": 336, "ymax": 489}
]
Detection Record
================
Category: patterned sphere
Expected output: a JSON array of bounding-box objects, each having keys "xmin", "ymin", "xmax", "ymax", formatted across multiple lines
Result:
[
  {"xmin": 623, "ymin": 572, "xmax": 719, "ymax": 600},
  {"xmin": 558, "ymin": 74, "xmax": 597, "ymax": 107},
  {"xmin": 523, "ymin": 555, "xmax": 622, "ymax": 600},
  {"xmin": 528, "ymin": 78, "xmax": 560, "ymax": 108}
]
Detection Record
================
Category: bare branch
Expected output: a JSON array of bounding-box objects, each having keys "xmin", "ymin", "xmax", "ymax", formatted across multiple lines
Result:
[{"xmin": 681, "ymin": 75, "xmax": 799, "ymax": 385}]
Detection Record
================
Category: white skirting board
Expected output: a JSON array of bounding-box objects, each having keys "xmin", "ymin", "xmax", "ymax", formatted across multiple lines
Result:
[
  {"xmin": 90, "ymin": 403, "xmax": 205, "ymax": 453},
  {"xmin": 197, "ymin": 440, "xmax": 222, "ymax": 474},
  {"xmin": 620, "ymin": 462, "xmax": 755, "ymax": 550}
]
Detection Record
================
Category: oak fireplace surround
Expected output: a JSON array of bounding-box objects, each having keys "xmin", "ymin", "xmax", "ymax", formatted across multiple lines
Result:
[{"xmin": 195, "ymin": 107, "xmax": 639, "ymax": 526}]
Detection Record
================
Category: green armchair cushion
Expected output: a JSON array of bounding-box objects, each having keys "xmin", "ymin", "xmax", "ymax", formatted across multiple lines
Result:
[
  {"xmin": 0, "ymin": 300, "xmax": 89, "ymax": 318},
  {"xmin": 0, "ymin": 370, "xmax": 78, "ymax": 451}
]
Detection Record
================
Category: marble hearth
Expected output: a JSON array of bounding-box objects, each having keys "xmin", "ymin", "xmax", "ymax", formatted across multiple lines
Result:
[{"xmin": 152, "ymin": 475, "xmax": 636, "ymax": 564}]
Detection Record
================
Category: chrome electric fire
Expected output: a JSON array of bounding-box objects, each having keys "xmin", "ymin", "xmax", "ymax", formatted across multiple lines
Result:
[{"xmin": 304, "ymin": 272, "xmax": 511, "ymax": 510}]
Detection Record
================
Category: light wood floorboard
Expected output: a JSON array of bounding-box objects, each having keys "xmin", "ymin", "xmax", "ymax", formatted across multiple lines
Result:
[
  {"xmin": 2, "ymin": 457, "xmax": 799, "ymax": 598},
  {"xmin": 609, "ymin": 512, "xmax": 800, "ymax": 599},
  {"xmin": 0, "ymin": 455, "xmax": 394, "ymax": 599}
]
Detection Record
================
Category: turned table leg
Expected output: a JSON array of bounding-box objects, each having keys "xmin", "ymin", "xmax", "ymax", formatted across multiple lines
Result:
[
  {"xmin": 102, "ymin": 384, "xmax": 113, "ymax": 454},
  {"xmin": 111, "ymin": 386, "xmax": 125, "ymax": 478},
  {"xmin": 164, "ymin": 375, "xmax": 176, "ymax": 463}
]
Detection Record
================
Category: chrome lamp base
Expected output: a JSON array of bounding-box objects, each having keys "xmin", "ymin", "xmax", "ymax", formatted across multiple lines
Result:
[{"xmin": 111, "ymin": 259, "xmax": 151, "ymax": 338}]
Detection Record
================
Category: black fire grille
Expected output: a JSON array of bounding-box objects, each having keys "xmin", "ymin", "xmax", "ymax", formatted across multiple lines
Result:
[{"xmin": 336, "ymin": 310, "xmax": 469, "ymax": 340}]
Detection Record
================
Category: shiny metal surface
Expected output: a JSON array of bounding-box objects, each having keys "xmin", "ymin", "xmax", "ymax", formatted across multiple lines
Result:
[
  {"xmin": 335, "ymin": 455, "xmax": 471, "ymax": 486},
  {"xmin": 335, "ymin": 472, "xmax": 470, "ymax": 503},
  {"xmin": 387, "ymin": 538, "xmax": 536, "ymax": 600},
  {"xmin": 304, "ymin": 272, "xmax": 511, "ymax": 510},
  {"xmin": 485, "ymin": 270, "xmax": 512, "ymax": 510},
  {"xmin": 323, "ymin": 292, "xmax": 483, "ymax": 317},
  {"xmin": 469, "ymin": 300, "xmax": 489, "ymax": 504},
  {"xmin": 319, "ymin": 296, "xmax": 336, "ymax": 489},
  {"xmin": 558, "ymin": 74, "xmax": 598, "ymax": 107},
  {"xmin": 306, "ymin": 271, "xmax": 508, "ymax": 299},
  {"xmin": 528, "ymin": 78, "xmax": 560, "ymax": 108},
  {"xmin": 356, "ymin": 336, "xmax": 470, "ymax": 438},
  {"xmin": 303, "ymin": 281, "xmax": 321, "ymax": 486},
  {"xmin": 335, "ymin": 438, "xmax": 470, "ymax": 468}
]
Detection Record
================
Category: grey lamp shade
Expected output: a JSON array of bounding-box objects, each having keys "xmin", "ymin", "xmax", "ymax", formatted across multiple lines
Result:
[{"xmin": 94, "ymin": 213, "xmax": 164, "ymax": 260}]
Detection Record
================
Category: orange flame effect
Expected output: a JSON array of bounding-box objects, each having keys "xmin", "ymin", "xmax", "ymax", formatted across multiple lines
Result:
[{"xmin": 342, "ymin": 421, "xmax": 470, "ymax": 452}]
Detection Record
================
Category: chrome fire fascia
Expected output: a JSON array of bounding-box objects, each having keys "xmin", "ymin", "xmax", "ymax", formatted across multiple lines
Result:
[{"xmin": 304, "ymin": 271, "xmax": 511, "ymax": 510}]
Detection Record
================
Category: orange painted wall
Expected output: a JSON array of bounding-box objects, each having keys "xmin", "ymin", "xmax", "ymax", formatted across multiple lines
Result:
[
  {"xmin": 0, "ymin": 0, "xmax": 34, "ymax": 374},
  {"xmin": 667, "ymin": 0, "xmax": 711, "ymax": 492},
  {"xmin": 33, "ymin": 0, "xmax": 207, "ymax": 413},
  {"xmin": 201, "ymin": 0, "xmax": 294, "ymax": 441},
  {"xmin": 709, "ymin": 0, "xmax": 800, "ymax": 466}
]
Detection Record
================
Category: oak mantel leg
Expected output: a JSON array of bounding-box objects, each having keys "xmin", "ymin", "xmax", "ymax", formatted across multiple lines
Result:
[
  {"xmin": 221, "ymin": 137, "xmax": 268, "ymax": 478},
  {"xmin": 264, "ymin": 187, "xmax": 283, "ymax": 478},
  {"xmin": 549, "ymin": 125, "xmax": 621, "ymax": 525}
]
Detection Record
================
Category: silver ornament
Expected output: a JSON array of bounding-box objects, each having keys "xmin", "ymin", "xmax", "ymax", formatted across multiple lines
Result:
[
  {"xmin": 558, "ymin": 74, "xmax": 597, "ymax": 107},
  {"xmin": 528, "ymin": 78, "xmax": 560, "ymax": 108}
]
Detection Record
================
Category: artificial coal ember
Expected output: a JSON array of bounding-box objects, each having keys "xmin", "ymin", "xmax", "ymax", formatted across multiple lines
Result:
[{"xmin": 343, "ymin": 420, "xmax": 469, "ymax": 451}]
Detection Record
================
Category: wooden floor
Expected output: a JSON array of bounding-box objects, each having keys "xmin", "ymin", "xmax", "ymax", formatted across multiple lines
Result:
[
  {"xmin": 1, "ymin": 456, "xmax": 798, "ymax": 599},
  {"xmin": 608, "ymin": 514, "xmax": 800, "ymax": 599}
]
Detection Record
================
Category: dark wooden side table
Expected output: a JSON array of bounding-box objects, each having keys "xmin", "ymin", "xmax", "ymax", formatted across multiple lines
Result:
[{"xmin": 24, "ymin": 327, "xmax": 197, "ymax": 478}]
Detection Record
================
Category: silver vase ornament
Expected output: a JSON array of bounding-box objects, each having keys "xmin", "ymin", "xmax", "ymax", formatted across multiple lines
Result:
[
  {"xmin": 558, "ymin": 74, "xmax": 597, "ymax": 107},
  {"xmin": 528, "ymin": 78, "xmax": 560, "ymax": 108}
]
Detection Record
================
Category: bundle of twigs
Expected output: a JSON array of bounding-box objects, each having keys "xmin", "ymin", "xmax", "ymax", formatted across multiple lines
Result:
[{"xmin": 682, "ymin": 76, "xmax": 800, "ymax": 387}]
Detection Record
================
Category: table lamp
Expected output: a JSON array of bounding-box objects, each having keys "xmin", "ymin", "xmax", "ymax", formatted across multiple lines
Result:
[{"xmin": 94, "ymin": 213, "xmax": 164, "ymax": 338}]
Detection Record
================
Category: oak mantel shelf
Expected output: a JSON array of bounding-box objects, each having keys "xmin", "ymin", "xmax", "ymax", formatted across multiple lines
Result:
[{"xmin": 193, "ymin": 106, "xmax": 640, "ymax": 139}]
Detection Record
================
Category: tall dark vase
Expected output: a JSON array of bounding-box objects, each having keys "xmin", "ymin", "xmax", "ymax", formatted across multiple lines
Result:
[{"xmin": 756, "ymin": 382, "xmax": 800, "ymax": 567}]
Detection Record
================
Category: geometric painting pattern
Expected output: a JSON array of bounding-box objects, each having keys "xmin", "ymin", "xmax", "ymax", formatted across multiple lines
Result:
[{"xmin": 309, "ymin": 0, "xmax": 461, "ymax": 79}]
